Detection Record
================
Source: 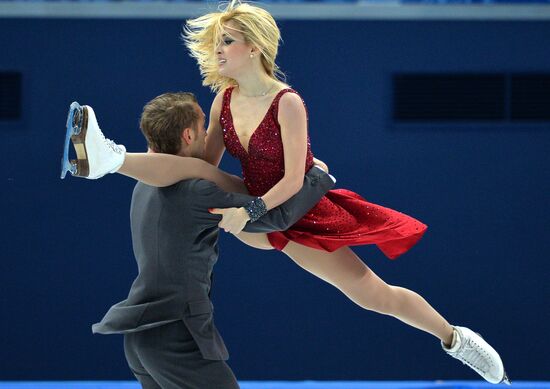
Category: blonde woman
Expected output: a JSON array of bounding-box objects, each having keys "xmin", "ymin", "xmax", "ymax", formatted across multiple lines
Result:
[{"xmin": 63, "ymin": 1, "xmax": 509, "ymax": 384}]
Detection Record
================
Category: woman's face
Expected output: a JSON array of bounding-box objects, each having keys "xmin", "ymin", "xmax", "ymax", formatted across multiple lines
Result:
[{"xmin": 215, "ymin": 20, "xmax": 254, "ymax": 78}]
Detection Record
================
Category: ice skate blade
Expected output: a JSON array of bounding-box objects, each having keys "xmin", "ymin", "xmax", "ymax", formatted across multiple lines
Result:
[
  {"xmin": 501, "ymin": 371, "xmax": 511, "ymax": 385},
  {"xmin": 60, "ymin": 102, "xmax": 89, "ymax": 179}
]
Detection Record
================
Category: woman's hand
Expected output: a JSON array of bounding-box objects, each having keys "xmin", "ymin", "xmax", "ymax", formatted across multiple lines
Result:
[
  {"xmin": 313, "ymin": 157, "xmax": 329, "ymax": 173},
  {"xmin": 210, "ymin": 207, "xmax": 251, "ymax": 234}
]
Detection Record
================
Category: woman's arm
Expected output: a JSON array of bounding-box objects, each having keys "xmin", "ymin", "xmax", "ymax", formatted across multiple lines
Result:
[
  {"xmin": 203, "ymin": 91, "xmax": 227, "ymax": 168},
  {"xmin": 260, "ymin": 92, "xmax": 308, "ymax": 210},
  {"xmin": 213, "ymin": 92, "xmax": 309, "ymax": 233}
]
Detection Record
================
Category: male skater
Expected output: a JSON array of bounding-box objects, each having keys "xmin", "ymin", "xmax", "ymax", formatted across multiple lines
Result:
[{"xmin": 64, "ymin": 92, "xmax": 334, "ymax": 389}]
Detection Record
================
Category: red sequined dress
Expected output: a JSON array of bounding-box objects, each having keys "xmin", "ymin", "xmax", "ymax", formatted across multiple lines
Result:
[{"xmin": 220, "ymin": 87, "xmax": 427, "ymax": 259}]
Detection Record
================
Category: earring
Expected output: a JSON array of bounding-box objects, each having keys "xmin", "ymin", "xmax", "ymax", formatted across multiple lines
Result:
[{"xmin": 250, "ymin": 54, "xmax": 254, "ymax": 58}]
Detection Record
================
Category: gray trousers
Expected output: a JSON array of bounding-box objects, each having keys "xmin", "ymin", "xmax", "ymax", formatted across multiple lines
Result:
[{"xmin": 123, "ymin": 320, "xmax": 240, "ymax": 389}]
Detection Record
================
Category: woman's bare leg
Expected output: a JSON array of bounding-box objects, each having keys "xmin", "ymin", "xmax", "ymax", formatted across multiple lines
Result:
[
  {"xmin": 230, "ymin": 233, "xmax": 452, "ymax": 344},
  {"xmin": 231, "ymin": 234, "xmax": 508, "ymax": 383},
  {"xmin": 233, "ymin": 232, "xmax": 273, "ymax": 250},
  {"xmin": 118, "ymin": 153, "xmax": 247, "ymax": 193},
  {"xmin": 281, "ymin": 243, "xmax": 454, "ymax": 345}
]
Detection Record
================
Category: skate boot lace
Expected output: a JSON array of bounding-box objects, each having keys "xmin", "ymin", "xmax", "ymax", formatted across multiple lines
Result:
[
  {"xmin": 101, "ymin": 133, "xmax": 123, "ymax": 154},
  {"xmin": 457, "ymin": 335, "xmax": 493, "ymax": 375}
]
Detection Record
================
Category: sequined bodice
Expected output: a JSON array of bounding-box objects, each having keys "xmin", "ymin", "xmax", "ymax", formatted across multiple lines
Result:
[
  {"xmin": 220, "ymin": 86, "xmax": 314, "ymax": 196},
  {"xmin": 219, "ymin": 88, "xmax": 427, "ymax": 260}
]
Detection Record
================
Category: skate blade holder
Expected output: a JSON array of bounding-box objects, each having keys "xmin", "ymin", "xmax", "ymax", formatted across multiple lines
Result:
[{"xmin": 61, "ymin": 101, "xmax": 88, "ymax": 179}]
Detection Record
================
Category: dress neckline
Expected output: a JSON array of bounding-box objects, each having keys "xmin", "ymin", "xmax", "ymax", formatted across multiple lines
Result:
[{"xmin": 227, "ymin": 86, "xmax": 292, "ymax": 155}]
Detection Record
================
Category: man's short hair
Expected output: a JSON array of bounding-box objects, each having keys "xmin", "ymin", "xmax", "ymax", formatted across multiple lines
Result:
[{"xmin": 140, "ymin": 92, "xmax": 199, "ymax": 155}]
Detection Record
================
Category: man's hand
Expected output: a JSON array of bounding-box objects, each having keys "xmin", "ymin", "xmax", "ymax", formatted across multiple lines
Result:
[
  {"xmin": 210, "ymin": 207, "xmax": 250, "ymax": 234},
  {"xmin": 313, "ymin": 157, "xmax": 329, "ymax": 173}
]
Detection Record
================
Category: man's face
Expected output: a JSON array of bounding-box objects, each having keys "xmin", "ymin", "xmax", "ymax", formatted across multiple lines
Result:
[{"xmin": 188, "ymin": 103, "xmax": 207, "ymax": 159}]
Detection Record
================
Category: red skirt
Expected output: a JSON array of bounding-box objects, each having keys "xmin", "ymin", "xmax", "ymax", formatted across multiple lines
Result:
[{"xmin": 267, "ymin": 189, "xmax": 427, "ymax": 259}]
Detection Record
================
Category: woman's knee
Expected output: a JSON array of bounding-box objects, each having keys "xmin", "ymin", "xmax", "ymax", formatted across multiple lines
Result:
[
  {"xmin": 369, "ymin": 284, "xmax": 402, "ymax": 315},
  {"xmin": 343, "ymin": 271, "xmax": 398, "ymax": 314}
]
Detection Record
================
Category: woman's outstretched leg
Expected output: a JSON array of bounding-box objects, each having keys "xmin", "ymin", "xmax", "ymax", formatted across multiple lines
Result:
[
  {"xmin": 233, "ymin": 233, "xmax": 451, "ymax": 341},
  {"xmin": 229, "ymin": 234, "xmax": 508, "ymax": 384},
  {"xmin": 119, "ymin": 153, "xmax": 247, "ymax": 193},
  {"xmin": 281, "ymin": 243, "xmax": 454, "ymax": 343},
  {"xmin": 63, "ymin": 104, "xmax": 246, "ymax": 193},
  {"xmin": 280, "ymin": 242, "xmax": 508, "ymax": 384}
]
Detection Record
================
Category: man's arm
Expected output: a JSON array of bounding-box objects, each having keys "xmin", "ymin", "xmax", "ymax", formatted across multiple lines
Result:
[{"xmin": 189, "ymin": 167, "xmax": 335, "ymax": 233}]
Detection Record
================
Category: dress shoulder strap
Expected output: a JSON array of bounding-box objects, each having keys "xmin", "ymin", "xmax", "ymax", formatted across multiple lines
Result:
[
  {"xmin": 219, "ymin": 86, "xmax": 236, "ymax": 127},
  {"xmin": 272, "ymin": 88, "xmax": 307, "ymax": 121},
  {"xmin": 221, "ymin": 86, "xmax": 236, "ymax": 111}
]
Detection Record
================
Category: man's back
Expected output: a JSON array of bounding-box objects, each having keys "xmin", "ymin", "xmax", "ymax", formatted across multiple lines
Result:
[
  {"xmin": 93, "ymin": 179, "xmax": 232, "ymax": 359},
  {"xmin": 93, "ymin": 167, "xmax": 335, "ymax": 360},
  {"xmin": 129, "ymin": 181, "xmax": 220, "ymax": 311}
]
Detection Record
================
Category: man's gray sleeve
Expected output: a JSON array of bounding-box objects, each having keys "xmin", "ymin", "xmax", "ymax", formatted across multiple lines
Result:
[{"xmin": 188, "ymin": 166, "xmax": 335, "ymax": 233}]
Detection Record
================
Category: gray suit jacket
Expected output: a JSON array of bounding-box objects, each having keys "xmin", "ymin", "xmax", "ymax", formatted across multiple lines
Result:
[{"xmin": 92, "ymin": 166, "xmax": 335, "ymax": 360}]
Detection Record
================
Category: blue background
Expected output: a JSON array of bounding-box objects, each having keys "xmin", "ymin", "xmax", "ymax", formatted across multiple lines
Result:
[{"xmin": 0, "ymin": 18, "xmax": 548, "ymax": 381}]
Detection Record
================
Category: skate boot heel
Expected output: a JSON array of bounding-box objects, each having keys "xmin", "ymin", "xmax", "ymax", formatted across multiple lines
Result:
[{"xmin": 61, "ymin": 102, "xmax": 90, "ymax": 178}]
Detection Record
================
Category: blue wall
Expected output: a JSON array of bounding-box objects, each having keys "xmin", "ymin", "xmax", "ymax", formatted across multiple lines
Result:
[{"xmin": 0, "ymin": 18, "xmax": 549, "ymax": 381}]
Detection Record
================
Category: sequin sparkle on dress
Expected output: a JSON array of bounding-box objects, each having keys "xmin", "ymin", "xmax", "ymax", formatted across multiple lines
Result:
[{"xmin": 220, "ymin": 86, "xmax": 427, "ymax": 259}]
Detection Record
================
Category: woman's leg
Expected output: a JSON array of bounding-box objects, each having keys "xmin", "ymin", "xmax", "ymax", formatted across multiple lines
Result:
[
  {"xmin": 118, "ymin": 153, "xmax": 208, "ymax": 186},
  {"xmin": 230, "ymin": 233, "xmax": 452, "ymax": 343},
  {"xmin": 232, "ymin": 235, "xmax": 508, "ymax": 383},
  {"xmin": 233, "ymin": 232, "xmax": 274, "ymax": 250},
  {"xmin": 118, "ymin": 153, "xmax": 247, "ymax": 193},
  {"xmin": 281, "ymin": 243, "xmax": 454, "ymax": 345}
]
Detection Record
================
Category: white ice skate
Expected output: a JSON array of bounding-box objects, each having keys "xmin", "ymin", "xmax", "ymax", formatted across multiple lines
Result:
[
  {"xmin": 443, "ymin": 326, "xmax": 510, "ymax": 385},
  {"xmin": 61, "ymin": 102, "xmax": 126, "ymax": 179}
]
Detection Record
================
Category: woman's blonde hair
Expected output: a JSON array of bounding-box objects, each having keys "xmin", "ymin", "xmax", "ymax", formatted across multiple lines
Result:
[{"xmin": 183, "ymin": 0, "xmax": 285, "ymax": 93}]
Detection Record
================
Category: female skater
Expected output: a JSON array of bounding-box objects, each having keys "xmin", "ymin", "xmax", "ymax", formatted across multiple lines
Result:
[{"xmin": 64, "ymin": 1, "xmax": 509, "ymax": 384}]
